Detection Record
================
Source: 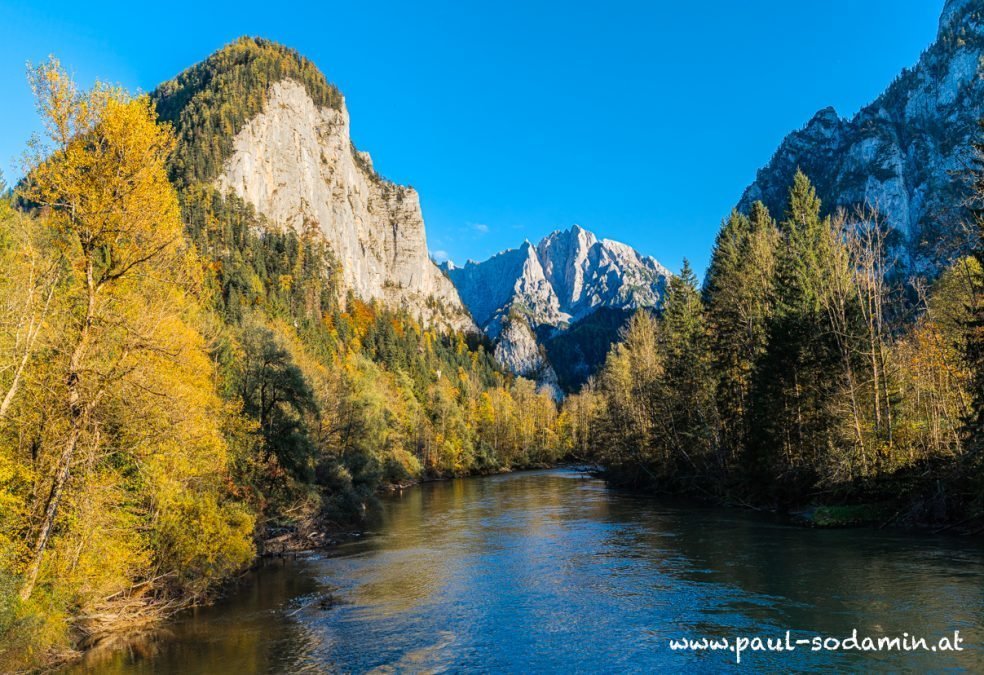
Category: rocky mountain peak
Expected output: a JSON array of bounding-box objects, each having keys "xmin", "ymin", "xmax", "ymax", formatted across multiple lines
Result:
[
  {"xmin": 154, "ymin": 39, "xmax": 474, "ymax": 332},
  {"xmin": 447, "ymin": 226, "xmax": 671, "ymax": 387},
  {"xmin": 536, "ymin": 225, "xmax": 598, "ymax": 311}
]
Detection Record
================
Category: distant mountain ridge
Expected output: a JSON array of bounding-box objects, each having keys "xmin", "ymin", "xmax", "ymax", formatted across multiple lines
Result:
[
  {"xmin": 445, "ymin": 225, "xmax": 671, "ymax": 389},
  {"xmin": 739, "ymin": 0, "xmax": 983, "ymax": 265},
  {"xmin": 447, "ymin": 225, "xmax": 670, "ymax": 337}
]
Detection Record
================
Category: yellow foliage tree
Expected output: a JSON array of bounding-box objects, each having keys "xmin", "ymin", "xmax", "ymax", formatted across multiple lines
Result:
[{"xmin": 11, "ymin": 58, "xmax": 254, "ymax": 613}]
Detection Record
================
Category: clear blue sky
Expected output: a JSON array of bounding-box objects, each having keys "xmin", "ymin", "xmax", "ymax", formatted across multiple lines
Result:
[{"xmin": 0, "ymin": 0, "xmax": 945, "ymax": 276}]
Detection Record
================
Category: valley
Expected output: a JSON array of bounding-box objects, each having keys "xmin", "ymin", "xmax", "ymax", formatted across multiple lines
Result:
[{"xmin": 1, "ymin": 1, "xmax": 983, "ymax": 671}]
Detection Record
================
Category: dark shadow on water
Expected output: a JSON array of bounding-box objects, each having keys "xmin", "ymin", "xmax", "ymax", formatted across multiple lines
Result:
[{"xmin": 64, "ymin": 469, "xmax": 984, "ymax": 673}]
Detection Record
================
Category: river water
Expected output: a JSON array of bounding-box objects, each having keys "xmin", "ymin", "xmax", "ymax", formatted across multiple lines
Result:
[{"xmin": 71, "ymin": 469, "xmax": 984, "ymax": 673}]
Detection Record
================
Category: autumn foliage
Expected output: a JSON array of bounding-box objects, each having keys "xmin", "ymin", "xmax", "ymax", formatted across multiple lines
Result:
[{"xmin": 0, "ymin": 58, "xmax": 566, "ymax": 669}]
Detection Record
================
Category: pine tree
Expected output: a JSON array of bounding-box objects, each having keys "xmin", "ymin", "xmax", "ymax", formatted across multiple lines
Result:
[
  {"xmin": 748, "ymin": 171, "xmax": 839, "ymax": 497},
  {"xmin": 657, "ymin": 260, "xmax": 717, "ymax": 479},
  {"xmin": 703, "ymin": 210, "xmax": 751, "ymax": 305},
  {"xmin": 965, "ymin": 123, "xmax": 984, "ymax": 454},
  {"xmin": 704, "ymin": 204, "xmax": 778, "ymax": 471}
]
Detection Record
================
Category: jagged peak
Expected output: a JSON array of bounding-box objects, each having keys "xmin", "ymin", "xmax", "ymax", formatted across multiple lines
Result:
[
  {"xmin": 518, "ymin": 240, "xmax": 540, "ymax": 264},
  {"xmin": 539, "ymin": 224, "xmax": 599, "ymax": 253},
  {"xmin": 809, "ymin": 106, "xmax": 841, "ymax": 125}
]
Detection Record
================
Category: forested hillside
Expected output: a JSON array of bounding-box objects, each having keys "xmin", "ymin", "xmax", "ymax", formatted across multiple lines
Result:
[
  {"xmin": 0, "ymin": 53, "xmax": 568, "ymax": 670},
  {"xmin": 563, "ymin": 164, "xmax": 984, "ymax": 524},
  {"xmin": 153, "ymin": 37, "xmax": 472, "ymax": 330}
]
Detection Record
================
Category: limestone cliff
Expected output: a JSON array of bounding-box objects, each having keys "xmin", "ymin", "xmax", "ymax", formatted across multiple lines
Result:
[
  {"xmin": 153, "ymin": 39, "xmax": 474, "ymax": 332},
  {"xmin": 492, "ymin": 317, "xmax": 561, "ymax": 398},
  {"xmin": 214, "ymin": 80, "xmax": 473, "ymax": 330}
]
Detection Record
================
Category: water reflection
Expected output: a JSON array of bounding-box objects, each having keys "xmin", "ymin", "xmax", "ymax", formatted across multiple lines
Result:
[{"xmin": 67, "ymin": 470, "xmax": 984, "ymax": 673}]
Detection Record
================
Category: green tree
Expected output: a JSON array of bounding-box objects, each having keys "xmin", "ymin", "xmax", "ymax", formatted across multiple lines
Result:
[
  {"xmin": 748, "ymin": 171, "xmax": 840, "ymax": 497},
  {"xmin": 965, "ymin": 123, "xmax": 984, "ymax": 454},
  {"xmin": 656, "ymin": 260, "xmax": 718, "ymax": 479},
  {"xmin": 238, "ymin": 324, "xmax": 318, "ymax": 481},
  {"xmin": 704, "ymin": 204, "xmax": 778, "ymax": 469}
]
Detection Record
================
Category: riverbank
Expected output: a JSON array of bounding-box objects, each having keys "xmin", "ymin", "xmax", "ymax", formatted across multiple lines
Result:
[
  {"xmin": 57, "ymin": 469, "xmax": 984, "ymax": 673},
  {"xmin": 595, "ymin": 461, "xmax": 984, "ymax": 533},
  {"xmin": 41, "ymin": 463, "xmax": 563, "ymax": 672}
]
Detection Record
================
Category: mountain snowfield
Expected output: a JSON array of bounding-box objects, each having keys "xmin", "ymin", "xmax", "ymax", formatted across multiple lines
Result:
[{"xmin": 445, "ymin": 225, "xmax": 672, "ymax": 387}]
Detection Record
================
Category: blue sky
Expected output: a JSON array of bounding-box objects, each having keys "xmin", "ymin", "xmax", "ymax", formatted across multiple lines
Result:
[{"xmin": 0, "ymin": 0, "xmax": 944, "ymax": 275}]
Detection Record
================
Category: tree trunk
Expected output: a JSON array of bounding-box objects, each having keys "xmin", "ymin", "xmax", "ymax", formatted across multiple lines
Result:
[
  {"xmin": 20, "ymin": 261, "xmax": 94, "ymax": 601},
  {"xmin": 19, "ymin": 421, "xmax": 82, "ymax": 601},
  {"xmin": 0, "ymin": 283, "xmax": 55, "ymax": 422}
]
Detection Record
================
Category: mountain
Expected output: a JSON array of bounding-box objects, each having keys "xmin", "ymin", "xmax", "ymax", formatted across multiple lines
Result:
[
  {"xmin": 445, "ymin": 225, "xmax": 671, "ymax": 388},
  {"xmin": 153, "ymin": 38, "xmax": 474, "ymax": 331},
  {"xmin": 739, "ymin": 0, "xmax": 983, "ymax": 265},
  {"xmin": 444, "ymin": 241, "xmax": 565, "ymax": 339}
]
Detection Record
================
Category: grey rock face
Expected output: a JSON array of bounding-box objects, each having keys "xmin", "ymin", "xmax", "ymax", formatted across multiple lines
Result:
[
  {"xmin": 493, "ymin": 317, "xmax": 560, "ymax": 396},
  {"xmin": 215, "ymin": 80, "xmax": 475, "ymax": 332},
  {"xmin": 445, "ymin": 241, "xmax": 566, "ymax": 339},
  {"xmin": 739, "ymin": 0, "xmax": 983, "ymax": 266},
  {"xmin": 537, "ymin": 225, "xmax": 671, "ymax": 321},
  {"xmin": 449, "ymin": 225, "xmax": 670, "ymax": 337},
  {"xmin": 448, "ymin": 225, "xmax": 670, "ymax": 383}
]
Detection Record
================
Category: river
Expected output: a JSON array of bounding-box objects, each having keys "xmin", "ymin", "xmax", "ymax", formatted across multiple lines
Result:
[{"xmin": 69, "ymin": 469, "xmax": 984, "ymax": 672}]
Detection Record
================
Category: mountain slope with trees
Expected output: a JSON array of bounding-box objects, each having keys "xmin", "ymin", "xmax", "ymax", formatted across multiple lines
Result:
[
  {"xmin": 153, "ymin": 37, "xmax": 473, "ymax": 331},
  {"xmin": 0, "ymin": 46, "xmax": 569, "ymax": 670},
  {"xmin": 739, "ymin": 0, "xmax": 983, "ymax": 268},
  {"xmin": 566, "ymin": 167, "xmax": 982, "ymax": 522}
]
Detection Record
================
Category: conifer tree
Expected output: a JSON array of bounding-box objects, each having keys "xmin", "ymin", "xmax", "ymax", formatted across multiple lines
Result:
[
  {"xmin": 657, "ymin": 259, "xmax": 717, "ymax": 478},
  {"xmin": 748, "ymin": 171, "xmax": 839, "ymax": 495},
  {"xmin": 965, "ymin": 124, "xmax": 984, "ymax": 454},
  {"xmin": 704, "ymin": 204, "xmax": 778, "ymax": 469}
]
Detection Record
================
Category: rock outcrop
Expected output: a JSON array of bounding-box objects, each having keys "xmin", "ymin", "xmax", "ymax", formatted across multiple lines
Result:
[
  {"xmin": 492, "ymin": 317, "xmax": 560, "ymax": 395},
  {"xmin": 214, "ymin": 79, "xmax": 473, "ymax": 331},
  {"xmin": 739, "ymin": 0, "xmax": 983, "ymax": 266}
]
